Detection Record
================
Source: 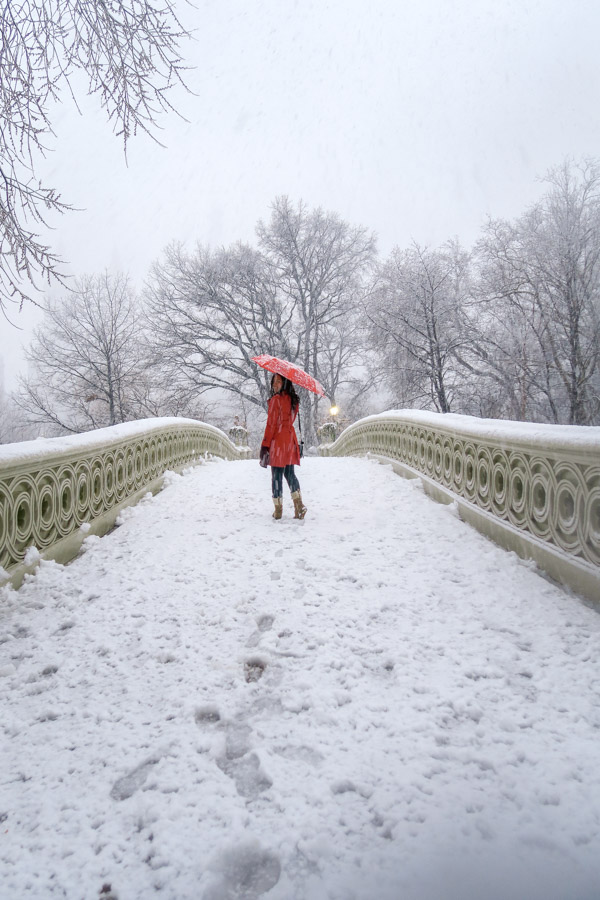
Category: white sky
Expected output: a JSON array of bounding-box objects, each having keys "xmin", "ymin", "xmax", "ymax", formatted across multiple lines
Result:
[{"xmin": 2, "ymin": 0, "xmax": 600, "ymax": 389}]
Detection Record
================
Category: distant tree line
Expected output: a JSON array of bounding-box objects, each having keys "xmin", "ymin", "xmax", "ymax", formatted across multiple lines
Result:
[
  {"xmin": 4, "ymin": 158, "xmax": 599, "ymax": 445},
  {"xmin": 367, "ymin": 159, "xmax": 600, "ymax": 426}
]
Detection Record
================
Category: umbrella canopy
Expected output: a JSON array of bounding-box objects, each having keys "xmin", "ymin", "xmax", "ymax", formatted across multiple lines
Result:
[{"xmin": 252, "ymin": 354, "xmax": 326, "ymax": 397}]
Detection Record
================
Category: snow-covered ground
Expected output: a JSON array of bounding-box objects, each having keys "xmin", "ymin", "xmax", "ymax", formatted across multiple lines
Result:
[{"xmin": 1, "ymin": 457, "xmax": 599, "ymax": 900}]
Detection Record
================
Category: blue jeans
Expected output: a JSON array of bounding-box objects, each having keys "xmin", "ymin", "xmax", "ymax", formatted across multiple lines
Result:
[{"xmin": 271, "ymin": 465, "xmax": 300, "ymax": 498}]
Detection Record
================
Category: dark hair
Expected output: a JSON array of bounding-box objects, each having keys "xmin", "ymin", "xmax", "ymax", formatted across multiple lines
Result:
[{"xmin": 270, "ymin": 374, "xmax": 300, "ymax": 412}]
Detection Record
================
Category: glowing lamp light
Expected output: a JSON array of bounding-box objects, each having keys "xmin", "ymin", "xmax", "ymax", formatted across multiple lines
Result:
[{"xmin": 329, "ymin": 405, "xmax": 339, "ymax": 417}]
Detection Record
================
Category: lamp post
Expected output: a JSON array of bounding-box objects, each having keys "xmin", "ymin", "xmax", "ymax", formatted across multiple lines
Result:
[{"xmin": 329, "ymin": 403, "xmax": 339, "ymax": 442}]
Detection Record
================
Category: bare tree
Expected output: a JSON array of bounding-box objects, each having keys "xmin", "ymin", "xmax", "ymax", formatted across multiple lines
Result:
[
  {"xmin": 257, "ymin": 197, "xmax": 376, "ymax": 439},
  {"xmin": 317, "ymin": 317, "xmax": 378, "ymax": 422},
  {"xmin": 1, "ymin": 0, "xmax": 189, "ymax": 311},
  {"xmin": 126, "ymin": 365, "xmax": 217, "ymax": 423},
  {"xmin": 147, "ymin": 203, "xmax": 376, "ymax": 443},
  {"xmin": 0, "ymin": 390, "xmax": 34, "ymax": 443},
  {"xmin": 470, "ymin": 160, "xmax": 600, "ymax": 424},
  {"xmin": 457, "ymin": 296, "xmax": 548, "ymax": 421},
  {"xmin": 366, "ymin": 241, "xmax": 470, "ymax": 413},
  {"xmin": 18, "ymin": 272, "xmax": 144, "ymax": 432},
  {"xmin": 146, "ymin": 241, "xmax": 290, "ymax": 413},
  {"xmin": 456, "ymin": 218, "xmax": 562, "ymax": 421}
]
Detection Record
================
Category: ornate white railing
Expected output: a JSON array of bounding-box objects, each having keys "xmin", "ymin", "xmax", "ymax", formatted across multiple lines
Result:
[
  {"xmin": 319, "ymin": 411, "xmax": 600, "ymax": 604},
  {"xmin": 0, "ymin": 418, "xmax": 250, "ymax": 588}
]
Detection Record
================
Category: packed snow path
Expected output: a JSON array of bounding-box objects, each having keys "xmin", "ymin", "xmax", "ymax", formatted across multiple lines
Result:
[{"xmin": 1, "ymin": 458, "xmax": 600, "ymax": 900}]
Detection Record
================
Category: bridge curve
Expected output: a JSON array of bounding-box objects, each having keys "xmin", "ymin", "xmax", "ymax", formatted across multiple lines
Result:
[
  {"xmin": 320, "ymin": 410, "xmax": 600, "ymax": 604},
  {"xmin": 2, "ymin": 411, "xmax": 599, "ymax": 602},
  {"xmin": 0, "ymin": 417, "xmax": 250, "ymax": 589}
]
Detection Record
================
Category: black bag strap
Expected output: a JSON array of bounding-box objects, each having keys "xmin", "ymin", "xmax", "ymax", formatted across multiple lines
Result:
[{"xmin": 296, "ymin": 404, "xmax": 304, "ymax": 457}]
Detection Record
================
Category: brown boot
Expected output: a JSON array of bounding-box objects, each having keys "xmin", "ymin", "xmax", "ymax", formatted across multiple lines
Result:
[
  {"xmin": 291, "ymin": 490, "xmax": 307, "ymax": 520},
  {"xmin": 272, "ymin": 497, "xmax": 283, "ymax": 519}
]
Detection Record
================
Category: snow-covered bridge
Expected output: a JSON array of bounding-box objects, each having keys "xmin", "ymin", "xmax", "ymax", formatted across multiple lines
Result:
[{"xmin": 1, "ymin": 417, "xmax": 600, "ymax": 899}]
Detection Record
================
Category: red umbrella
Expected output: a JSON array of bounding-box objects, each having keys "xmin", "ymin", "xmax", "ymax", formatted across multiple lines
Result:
[{"xmin": 251, "ymin": 354, "xmax": 326, "ymax": 397}]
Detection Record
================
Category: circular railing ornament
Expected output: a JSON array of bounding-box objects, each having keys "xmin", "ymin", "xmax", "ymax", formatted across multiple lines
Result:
[
  {"xmin": 0, "ymin": 418, "xmax": 248, "ymax": 576},
  {"xmin": 319, "ymin": 411, "xmax": 600, "ymax": 582}
]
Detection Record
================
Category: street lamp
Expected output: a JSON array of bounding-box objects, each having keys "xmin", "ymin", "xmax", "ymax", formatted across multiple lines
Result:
[{"xmin": 329, "ymin": 405, "xmax": 339, "ymax": 418}]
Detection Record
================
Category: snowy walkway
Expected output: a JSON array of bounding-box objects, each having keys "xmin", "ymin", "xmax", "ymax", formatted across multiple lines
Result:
[{"xmin": 1, "ymin": 457, "xmax": 600, "ymax": 900}]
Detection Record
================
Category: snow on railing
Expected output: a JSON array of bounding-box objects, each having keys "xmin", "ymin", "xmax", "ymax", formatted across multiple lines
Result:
[
  {"xmin": 0, "ymin": 418, "xmax": 250, "ymax": 588},
  {"xmin": 319, "ymin": 410, "xmax": 600, "ymax": 604}
]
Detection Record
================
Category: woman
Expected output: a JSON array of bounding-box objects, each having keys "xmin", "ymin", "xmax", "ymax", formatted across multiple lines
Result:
[{"xmin": 261, "ymin": 373, "xmax": 307, "ymax": 520}]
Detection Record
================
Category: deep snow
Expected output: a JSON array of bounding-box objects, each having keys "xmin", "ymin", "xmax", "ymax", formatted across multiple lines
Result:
[
  {"xmin": 1, "ymin": 457, "xmax": 599, "ymax": 900},
  {"xmin": 0, "ymin": 418, "xmax": 228, "ymax": 467},
  {"xmin": 359, "ymin": 409, "xmax": 600, "ymax": 450}
]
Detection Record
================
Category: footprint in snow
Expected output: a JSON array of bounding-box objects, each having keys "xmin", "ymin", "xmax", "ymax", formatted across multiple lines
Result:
[
  {"xmin": 246, "ymin": 614, "xmax": 275, "ymax": 647},
  {"xmin": 245, "ymin": 631, "xmax": 261, "ymax": 648},
  {"xmin": 110, "ymin": 753, "xmax": 161, "ymax": 801},
  {"xmin": 244, "ymin": 658, "xmax": 267, "ymax": 683},
  {"xmin": 195, "ymin": 704, "xmax": 272, "ymax": 800},
  {"xmin": 41, "ymin": 664, "xmax": 59, "ymax": 677},
  {"xmin": 273, "ymin": 745, "xmax": 324, "ymax": 766},
  {"xmin": 215, "ymin": 721, "xmax": 272, "ymax": 799},
  {"xmin": 195, "ymin": 705, "xmax": 221, "ymax": 725},
  {"xmin": 257, "ymin": 614, "xmax": 274, "ymax": 632},
  {"xmin": 217, "ymin": 752, "xmax": 272, "ymax": 800},
  {"xmin": 204, "ymin": 841, "xmax": 281, "ymax": 900}
]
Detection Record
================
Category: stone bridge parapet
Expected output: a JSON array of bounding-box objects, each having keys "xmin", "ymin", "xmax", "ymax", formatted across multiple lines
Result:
[
  {"xmin": 0, "ymin": 418, "xmax": 250, "ymax": 588},
  {"xmin": 319, "ymin": 410, "xmax": 600, "ymax": 604}
]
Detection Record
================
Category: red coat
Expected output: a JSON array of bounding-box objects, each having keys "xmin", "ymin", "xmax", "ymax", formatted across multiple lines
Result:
[{"xmin": 262, "ymin": 392, "xmax": 301, "ymax": 467}]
